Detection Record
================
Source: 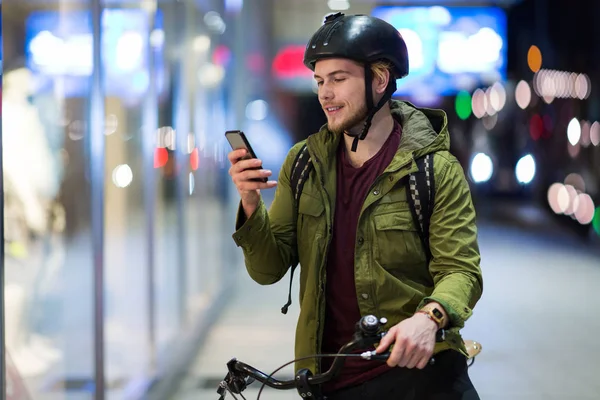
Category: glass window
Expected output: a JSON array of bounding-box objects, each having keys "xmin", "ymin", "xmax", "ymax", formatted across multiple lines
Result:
[{"xmin": 3, "ymin": 1, "xmax": 96, "ymax": 397}]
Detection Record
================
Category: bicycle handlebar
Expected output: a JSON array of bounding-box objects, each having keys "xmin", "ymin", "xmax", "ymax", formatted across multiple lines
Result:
[{"xmin": 217, "ymin": 315, "xmax": 445, "ymax": 400}]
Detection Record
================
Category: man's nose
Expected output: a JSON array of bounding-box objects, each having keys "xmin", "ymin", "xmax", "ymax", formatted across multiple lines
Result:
[{"xmin": 319, "ymin": 85, "xmax": 333, "ymax": 102}]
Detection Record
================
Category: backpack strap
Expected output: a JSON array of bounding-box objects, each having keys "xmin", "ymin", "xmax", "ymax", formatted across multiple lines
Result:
[
  {"xmin": 281, "ymin": 144, "xmax": 314, "ymax": 314},
  {"xmin": 406, "ymin": 153, "xmax": 436, "ymax": 265}
]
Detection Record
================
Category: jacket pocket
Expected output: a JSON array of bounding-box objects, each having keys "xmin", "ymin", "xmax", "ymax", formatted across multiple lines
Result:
[
  {"xmin": 373, "ymin": 210, "xmax": 426, "ymax": 270},
  {"xmin": 297, "ymin": 195, "xmax": 325, "ymax": 305}
]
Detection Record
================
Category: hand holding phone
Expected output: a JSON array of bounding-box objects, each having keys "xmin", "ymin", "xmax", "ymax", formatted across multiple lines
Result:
[
  {"xmin": 226, "ymin": 130, "xmax": 277, "ymax": 218},
  {"xmin": 225, "ymin": 130, "xmax": 268, "ymax": 183}
]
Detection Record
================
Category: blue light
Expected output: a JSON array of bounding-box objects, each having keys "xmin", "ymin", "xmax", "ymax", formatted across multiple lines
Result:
[
  {"xmin": 25, "ymin": 8, "xmax": 165, "ymax": 98},
  {"xmin": 372, "ymin": 6, "xmax": 507, "ymax": 96}
]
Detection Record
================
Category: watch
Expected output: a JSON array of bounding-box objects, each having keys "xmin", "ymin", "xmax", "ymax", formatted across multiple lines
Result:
[{"xmin": 417, "ymin": 307, "xmax": 445, "ymax": 329}]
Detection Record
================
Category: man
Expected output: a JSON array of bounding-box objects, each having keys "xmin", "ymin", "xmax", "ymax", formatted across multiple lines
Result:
[{"xmin": 228, "ymin": 13, "xmax": 483, "ymax": 400}]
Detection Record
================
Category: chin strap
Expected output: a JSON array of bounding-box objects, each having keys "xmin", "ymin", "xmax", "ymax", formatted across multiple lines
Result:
[{"xmin": 350, "ymin": 65, "xmax": 398, "ymax": 152}]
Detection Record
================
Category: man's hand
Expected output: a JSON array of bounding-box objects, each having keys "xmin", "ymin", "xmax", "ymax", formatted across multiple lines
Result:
[{"xmin": 375, "ymin": 313, "xmax": 438, "ymax": 369}]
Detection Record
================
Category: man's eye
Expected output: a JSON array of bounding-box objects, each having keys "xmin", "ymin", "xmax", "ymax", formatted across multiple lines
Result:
[
  {"xmin": 316, "ymin": 81, "xmax": 323, "ymax": 86},
  {"xmin": 334, "ymin": 78, "xmax": 345, "ymax": 83}
]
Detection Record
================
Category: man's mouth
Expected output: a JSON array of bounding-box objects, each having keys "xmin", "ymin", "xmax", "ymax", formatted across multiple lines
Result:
[{"xmin": 325, "ymin": 106, "xmax": 343, "ymax": 114}]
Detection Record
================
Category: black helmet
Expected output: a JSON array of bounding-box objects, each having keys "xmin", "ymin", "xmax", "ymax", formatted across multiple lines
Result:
[
  {"xmin": 303, "ymin": 13, "xmax": 409, "ymax": 151},
  {"xmin": 303, "ymin": 13, "xmax": 409, "ymax": 79}
]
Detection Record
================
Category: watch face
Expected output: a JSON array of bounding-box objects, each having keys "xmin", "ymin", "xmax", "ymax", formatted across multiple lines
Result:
[{"xmin": 432, "ymin": 308, "xmax": 443, "ymax": 319}]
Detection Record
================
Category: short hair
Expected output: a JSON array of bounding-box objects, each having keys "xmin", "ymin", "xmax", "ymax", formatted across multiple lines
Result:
[{"xmin": 370, "ymin": 60, "xmax": 394, "ymax": 85}]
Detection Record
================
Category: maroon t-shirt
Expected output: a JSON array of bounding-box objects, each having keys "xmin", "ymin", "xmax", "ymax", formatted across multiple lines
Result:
[{"xmin": 321, "ymin": 122, "xmax": 402, "ymax": 394}]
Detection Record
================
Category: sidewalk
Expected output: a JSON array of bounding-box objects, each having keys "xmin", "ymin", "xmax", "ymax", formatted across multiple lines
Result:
[{"xmin": 171, "ymin": 268, "xmax": 301, "ymax": 400}]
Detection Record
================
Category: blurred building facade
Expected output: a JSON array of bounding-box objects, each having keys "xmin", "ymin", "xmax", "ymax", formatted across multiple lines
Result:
[{"xmin": 1, "ymin": 0, "xmax": 279, "ymax": 398}]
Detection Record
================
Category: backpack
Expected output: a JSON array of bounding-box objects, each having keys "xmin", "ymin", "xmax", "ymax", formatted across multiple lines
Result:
[{"xmin": 281, "ymin": 144, "xmax": 435, "ymax": 314}]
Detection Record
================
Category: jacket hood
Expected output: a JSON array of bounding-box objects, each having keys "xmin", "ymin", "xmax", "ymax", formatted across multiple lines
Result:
[{"xmin": 390, "ymin": 100, "xmax": 450, "ymax": 157}]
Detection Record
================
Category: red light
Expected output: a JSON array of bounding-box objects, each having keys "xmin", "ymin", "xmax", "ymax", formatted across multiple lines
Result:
[
  {"xmin": 190, "ymin": 148, "xmax": 200, "ymax": 171},
  {"xmin": 272, "ymin": 45, "xmax": 313, "ymax": 79},
  {"xmin": 154, "ymin": 148, "xmax": 169, "ymax": 168},
  {"xmin": 529, "ymin": 114, "xmax": 543, "ymax": 141},
  {"xmin": 213, "ymin": 45, "xmax": 232, "ymax": 67}
]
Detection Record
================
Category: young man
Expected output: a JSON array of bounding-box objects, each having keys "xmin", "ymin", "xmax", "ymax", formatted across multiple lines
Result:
[{"xmin": 228, "ymin": 13, "xmax": 483, "ymax": 400}]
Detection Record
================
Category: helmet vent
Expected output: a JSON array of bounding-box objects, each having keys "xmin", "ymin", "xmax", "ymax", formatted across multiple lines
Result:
[{"xmin": 323, "ymin": 20, "xmax": 344, "ymax": 46}]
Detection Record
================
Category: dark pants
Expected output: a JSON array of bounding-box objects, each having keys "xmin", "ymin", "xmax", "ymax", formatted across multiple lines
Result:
[{"xmin": 325, "ymin": 350, "xmax": 480, "ymax": 400}]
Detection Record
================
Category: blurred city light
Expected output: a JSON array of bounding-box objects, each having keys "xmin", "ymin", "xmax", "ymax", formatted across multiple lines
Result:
[
  {"xmin": 567, "ymin": 118, "xmax": 581, "ymax": 146},
  {"xmin": 527, "ymin": 45, "xmax": 542, "ymax": 73},
  {"xmin": 515, "ymin": 154, "xmax": 536, "ymax": 184},
  {"xmin": 246, "ymin": 100, "xmax": 269, "ymax": 121},
  {"xmin": 154, "ymin": 148, "xmax": 168, "ymax": 168},
  {"xmin": 112, "ymin": 164, "xmax": 133, "ymax": 188},
  {"xmin": 593, "ymin": 208, "xmax": 600, "ymax": 235},
  {"xmin": 470, "ymin": 153, "xmax": 493, "ymax": 183},
  {"xmin": 198, "ymin": 63, "xmax": 225, "ymax": 88},
  {"xmin": 193, "ymin": 35, "xmax": 211, "ymax": 53},
  {"xmin": 564, "ymin": 173, "xmax": 586, "ymax": 193},
  {"xmin": 372, "ymin": 6, "xmax": 507, "ymax": 96},
  {"xmin": 472, "ymin": 89, "xmax": 487, "ymax": 119},
  {"xmin": 489, "ymin": 82, "xmax": 507, "ymax": 112},
  {"xmin": 529, "ymin": 114, "xmax": 543, "ymax": 141},
  {"xmin": 533, "ymin": 69, "xmax": 591, "ymax": 100},
  {"xmin": 204, "ymin": 11, "xmax": 226, "ymax": 34},
  {"xmin": 547, "ymin": 183, "xmax": 564, "ymax": 214},
  {"xmin": 590, "ymin": 121, "xmax": 600, "ymax": 146},
  {"xmin": 225, "ymin": 0, "xmax": 243, "ymax": 13},
  {"xmin": 189, "ymin": 172, "xmax": 195, "ymax": 195},
  {"xmin": 482, "ymin": 113, "xmax": 498, "ymax": 131},
  {"xmin": 547, "ymin": 179, "xmax": 597, "ymax": 228},
  {"xmin": 328, "ymin": 0, "xmax": 350, "ymax": 10},
  {"xmin": 568, "ymin": 142, "xmax": 581, "ymax": 158},
  {"xmin": 574, "ymin": 193, "xmax": 595, "ymax": 225},
  {"xmin": 455, "ymin": 91, "xmax": 472, "ymax": 120},
  {"xmin": 190, "ymin": 148, "xmax": 199, "ymax": 171},
  {"xmin": 580, "ymin": 121, "xmax": 592, "ymax": 147},
  {"xmin": 515, "ymin": 80, "xmax": 532, "ymax": 109}
]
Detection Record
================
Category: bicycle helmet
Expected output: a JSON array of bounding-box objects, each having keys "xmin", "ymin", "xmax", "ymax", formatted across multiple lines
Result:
[{"xmin": 304, "ymin": 13, "xmax": 409, "ymax": 151}]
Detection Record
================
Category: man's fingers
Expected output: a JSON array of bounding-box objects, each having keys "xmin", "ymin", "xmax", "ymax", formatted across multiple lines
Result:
[
  {"xmin": 227, "ymin": 149, "xmax": 247, "ymax": 164},
  {"xmin": 376, "ymin": 327, "xmax": 396, "ymax": 353},
  {"xmin": 405, "ymin": 349, "xmax": 423, "ymax": 369},
  {"xmin": 387, "ymin": 341, "xmax": 405, "ymax": 367},
  {"xmin": 236, "ymin": 168, "xmax": 272, "ymax": 182},
  {"xmin": 416, "ymin": 356, "xmax": 431, "ymax": 370}
]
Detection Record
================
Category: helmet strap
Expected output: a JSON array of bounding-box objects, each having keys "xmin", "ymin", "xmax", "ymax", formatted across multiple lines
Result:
[{"xmin": 350, "ymin": 66, "xmax": 398, "ymax": 152}]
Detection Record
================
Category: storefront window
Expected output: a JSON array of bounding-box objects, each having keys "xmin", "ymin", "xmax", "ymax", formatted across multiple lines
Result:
[
  {"xmin": 3, "ymin": 1, "xmax": 97, "ymax": 397},
  {"xmin": 3, "ymin": 0, "xmax": 237, "ymax": 398}
]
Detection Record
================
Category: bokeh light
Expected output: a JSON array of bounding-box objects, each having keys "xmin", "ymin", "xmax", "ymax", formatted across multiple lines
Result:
[
  {"xmin": 593, "ymin": 208, "xmax": 600, "ymax": 235},
  {"xmin": 590, "ymin": 122, "xmax": 600, "ymax": 146},
  {"xmin": 455, "ymin": 90, "xmax": 472, "ymax": 120},
  {"xmin": 527, "ymin": 45, "xmax": 542, "ymax": 73},
  {"xmin": 567, "ymin": 118, "xmax": 581, "ymax": 146},
  {"xmin": 515, "ymin": 80, "xmax": 531, "ymax": 109}
]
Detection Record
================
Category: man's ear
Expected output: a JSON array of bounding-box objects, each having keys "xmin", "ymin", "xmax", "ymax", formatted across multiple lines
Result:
[{"xmin": 373, "ymin": 68, "xmax": 391, "ymax": 95}]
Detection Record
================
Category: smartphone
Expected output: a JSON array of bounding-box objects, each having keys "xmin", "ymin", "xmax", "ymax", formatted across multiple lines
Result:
[{"xmin": 225, "ymin": 130, "xmax": 268, "ymax": 183}]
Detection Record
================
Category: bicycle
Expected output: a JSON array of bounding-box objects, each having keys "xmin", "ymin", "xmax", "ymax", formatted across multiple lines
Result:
[{"xmin": 216, "ymin": 315, "xmax": 483, "ymax": 400}]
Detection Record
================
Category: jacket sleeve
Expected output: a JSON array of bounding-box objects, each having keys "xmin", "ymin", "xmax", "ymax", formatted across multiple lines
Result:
[
  {"xmin": 418, "ymin": 155, "xmax": 483, "ymax": 329},
  {"xmin": 231, "ymin": 144, "xmax": 303, "ymax": 285}
]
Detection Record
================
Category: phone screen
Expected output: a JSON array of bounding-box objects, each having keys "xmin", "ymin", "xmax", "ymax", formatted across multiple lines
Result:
[
  {"xmin": 225, "ymin": 130, "xmax": 267, "ymax": 182},
  {"xmin": 225, "ymin": 130, "xmax": 257, "ymax": 159}
]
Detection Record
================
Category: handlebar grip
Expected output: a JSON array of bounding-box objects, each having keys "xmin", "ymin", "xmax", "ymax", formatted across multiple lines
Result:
[{"xmin": 370, "ymin": 352, "xmax": 391, "ymax": 361}]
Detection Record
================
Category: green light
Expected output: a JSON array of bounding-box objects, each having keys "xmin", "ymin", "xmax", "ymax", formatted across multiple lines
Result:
[
  {"xmin": 593, "ymin": 207, "xmax": 600, "ymax": 236},
  {"xmin": 455, "ymin": 91, "xmax": 472, "ymax": 120}
]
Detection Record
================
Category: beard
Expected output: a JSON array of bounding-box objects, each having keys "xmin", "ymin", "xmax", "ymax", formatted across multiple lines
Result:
[{"xmin": 327, "ymin": 102, "xmax": 369, "ymax": 136}]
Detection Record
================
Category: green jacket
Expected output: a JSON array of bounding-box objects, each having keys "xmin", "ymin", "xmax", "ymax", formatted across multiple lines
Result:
[{"xmin": 232, "ymin": 100, "xmax": 483, "ymax": 374}]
